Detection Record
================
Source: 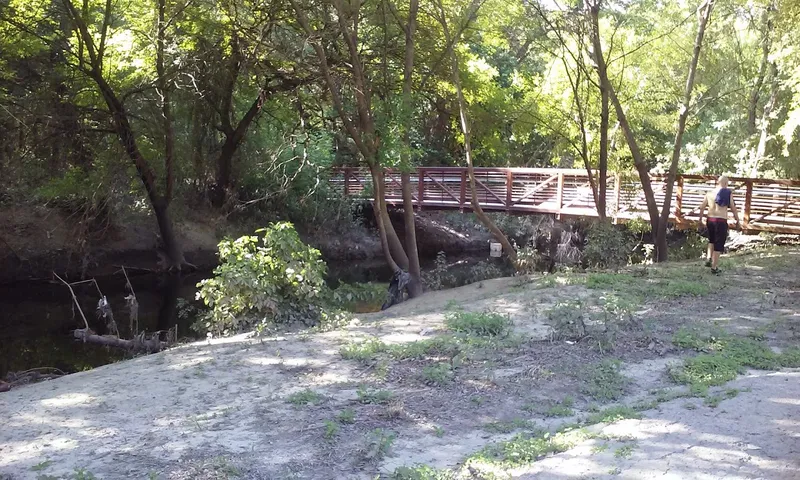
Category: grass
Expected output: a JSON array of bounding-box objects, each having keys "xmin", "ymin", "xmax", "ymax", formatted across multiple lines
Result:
[
  {"xmin": 444, "ymin": 310, "xmax": 511, "ymax": 336},
  {"xmin": 544, "ymin": 397, "xmax": 575, "ymax": 418},
  {"xmin": 584, "ymin": 405, "xmax": 642, "ymax": 424},
  {"xmin": 286, "ymin": 389, "xmax": 323, "ymax": 406},
  {"xmin": 340, "ymin": 337, "xmax": 387, "ymax": 362},
  {"xmin": 482, "ymin": 418, "xmax": 537, "ymax": 434},
  {"xmin": 669, "ymin": 330, "xmax": 800, "ymax": 389},
  {"xmin": 336, "ymin": 409, "xmax": 356, "ymax": 424},
  {"xmin": 365, "ymin": 428, "xmax": 396, "ymax": 461},
  {"xmin": 584, "ymin": 268, "xmax": 711, "ymax": 301},
  {"xmin": 390, "ymin": 465, "xmax": 455, "ymax": 480},
  {"xmin": 421, "ymin": 362, "xmax": 454, "ymax": 385},
  {"xmin": 324, "ymin": 420, "xmax": 339, "ymax": 440},
  {"xmin": 581, "ymin": 359, "xmax": 629, "ymax": 402},
  {"xmin": 614, "ymin": 444, "xmax": 636, "ymax": 459},
  {"xmin": 357, "ymin": 385, "xmax": 394, "ymax": 404},
  {"xmin": 466, "ymin": 429, "xmax": 588, "ymax": 469}
]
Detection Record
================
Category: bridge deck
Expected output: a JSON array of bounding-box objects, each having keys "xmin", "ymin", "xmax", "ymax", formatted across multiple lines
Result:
[{"xmin": 331, "ymin": 167, "xmax": 800, "ymax": 234}]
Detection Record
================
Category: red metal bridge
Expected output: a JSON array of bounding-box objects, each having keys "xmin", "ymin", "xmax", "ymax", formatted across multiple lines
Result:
[{"xmin": 332, "ymin": 167, "xmax": 800, "ymax": 234}]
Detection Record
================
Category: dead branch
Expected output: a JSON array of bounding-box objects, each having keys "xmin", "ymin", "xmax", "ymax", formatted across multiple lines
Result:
[{"xmin": 73, "ymin": 328, "xmax": 168, "ymax": 353}]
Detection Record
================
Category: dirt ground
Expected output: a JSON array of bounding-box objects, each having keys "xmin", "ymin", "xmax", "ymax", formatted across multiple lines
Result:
[{"xmin": 1, "ymin": 248, "xmax": 798, "ymax": 480}]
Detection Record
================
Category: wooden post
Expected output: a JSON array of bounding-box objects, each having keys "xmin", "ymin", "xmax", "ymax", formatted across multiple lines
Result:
[
  {"xmin": 417, "ymin": 170, "xmax": 425, "ymax": 210},
  {"xmin": 613, "ymin": 172, "xmax": 621, "ymax": 223},
  {"xmin": 459, "ymin": 170, "xmax": 467, "ymax": 212},
  {"xmin": 744, "ymin": 179, "xmax": 753, "ymax": 230},
  {"xmin": 675, "ymin": 176, "xmax": 684, "ymax": 222},
  {"xmin": 556, "ymin": 172, "xmax": 564, "ymax": 220},
  {"xmin": 506, "ymin": 171, "xmax": 513, "ymax": 212},
  {"xmin": 343, "ymin": 168, "xmax": 350, "ymax": 196}
]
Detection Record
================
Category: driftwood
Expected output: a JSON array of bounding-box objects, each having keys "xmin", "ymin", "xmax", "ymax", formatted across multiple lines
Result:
[
  {"xmin": 0, "ymin": 367, "xmax": 66, "ymax": 393},
  {"xmin": 73, "ymin": 328, "xmax": 168, "ymax": 353}
]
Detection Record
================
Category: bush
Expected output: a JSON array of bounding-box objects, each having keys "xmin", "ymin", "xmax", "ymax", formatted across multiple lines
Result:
[
  {"xmin": 583, "ymin": 222, "xmax": 633, "ymax": 270},
  {"xmin": 195, "ymin": 222, "xmax": 329, "ymax": 336}
]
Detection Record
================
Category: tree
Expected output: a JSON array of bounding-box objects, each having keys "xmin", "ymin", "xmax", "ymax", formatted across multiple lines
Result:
[
  {"xmin": 432, "ymin": 0, "xmax": 516, "ymax": 261},
  {"xmin": 59, "ymin": 0, "xmax": 186, "ymax": 268},
  {"xmin": 289, "ymin": 0, "xmax": 421, "ymax": 292}
]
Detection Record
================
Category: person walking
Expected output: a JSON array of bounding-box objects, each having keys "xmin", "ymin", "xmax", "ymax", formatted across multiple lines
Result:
[{"xmin": 698, "ymin": 175, "xmax": 741, "ymax": 274}]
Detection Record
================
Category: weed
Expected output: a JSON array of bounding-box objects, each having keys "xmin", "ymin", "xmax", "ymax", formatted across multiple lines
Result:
[
  {"xmin": 444, "ymin": 310, "xmax": 510, "ymax": 336},
  {"xmin": 364, "ymin": 428, "xmax": 396, "ymax": 461},
  {"xmin": 421, "ymin": 362, "xmax": 454, "ymax": 386},
  {"xmin": 704, "ymin": 388, "xmax": 740, "ymax": 408},
  {"xmin": 434, "ymin": 426, "xmax": 445, "ymax": 437},
  {"xmin": 467, "ymin": 429, "xmax": 585, "ymax": 468},
  {"xmin": 324, "ymin": 420, "xmax": 339, "ymax": 440},
  {"xmin": 286, "ymin": 389, "xmax": 322, "ymax": 406},
  {"xmin": 591, "ymin": 443, "xmax": 609, "ymax": 454},
  {"xmin": 340, "ymin": 337, "xmax": 387, "ymax": 362},
  {"xmin": 390, "ymin": 465, "xmax": 454, "ymax": 480},
  {"xmin": 470, "ymin": 396, "xmax": 485, "ymax": 406},
  {"xmin": 614, "ymin": 444, "xmax": 636, "ymax": 459},
  {"xmin": 670, "ymin": 334, "xmax": 796, "ymax": 389},
  {"xmin": 482, "ymin": 418, "xmax": 537, "ymax": 434},
  {"xmin": 582, "ymin": 360, "xmax": 629, "ymax": 402},
  {"xmin": 608, "ymin": 467, "xmax": 622, "ymax": 475},
  {"xmin": 31, "ymin": 461, "xmax": 53, "ymax": 472},
  {"xmin": 545, "ymin": 397, "xmax": 575, "ymax": 418},
  {"xmin": 585, "ymin": 405, "xmax": 641, "ymax": 424},
  {"xmin": 70, "ymin": 469, "xmax": 97, "ymax": 480},
  {"xmin": 357, "ymin": 386, "xmax": 394, "ymax": 404},
  {"xmin": 336, "ymin": 409, "xmax": 356, "ymax": 424}
]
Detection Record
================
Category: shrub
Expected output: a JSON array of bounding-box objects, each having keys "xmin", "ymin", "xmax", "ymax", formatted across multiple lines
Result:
[
  {"xmin": 195, "ymin": 223, "xmax": 329, "ymax": 336},
  {"xmin": 583, "ymin": 222, "xmax": 633, "ymax": 270}
]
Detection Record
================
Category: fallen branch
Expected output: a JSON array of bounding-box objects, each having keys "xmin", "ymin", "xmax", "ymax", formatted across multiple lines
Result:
[
  {"xmin": 1, "ymin": 367, "xmax": 67, "ymax": 393},
  {"xmin": 73, "ymin": 328, "xmax": 168, "ymax": 353}
]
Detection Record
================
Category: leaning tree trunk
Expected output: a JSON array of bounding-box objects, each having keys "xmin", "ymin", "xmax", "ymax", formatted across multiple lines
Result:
[
  {"xmin": 400, "ymin": 0, "xmax": 423, "ymax": 297},
  {"xmin": 437, "ymin": 0, "xmax": 516, "ymax": 261},
  {"xmin": 588, "ymin": 1, "xmax": 660, "ymax": 236},
  {"xmin": 656, "ymin": 0, "xmax": 715, "ymax": 262}
]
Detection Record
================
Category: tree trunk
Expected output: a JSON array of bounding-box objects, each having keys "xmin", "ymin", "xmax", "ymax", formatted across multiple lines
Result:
[
  {"xmin": 588, "ymin": 2, "xmax": 660, "ymax": 236},
  {"xmin": 369, "ymin": 168, "xmax": 400, "ymax": 273},
  {"xmin": 598, "ymin": 72, "xmax": 609, "ymax": 220},
  {"xmin": 369, "ymin": 167, "xmax": 410, "ymax": 270},
  {"xmin": 63, "ymin": 0, "xmax": 185, "ymax": 269},
  {"xmin": 752, "ymin": 62, "xmax": 779, "ymax": 175},
  {"xmin": 436, "ymin": 0, "xmax": 516, "ymax": 261},
  {"xmin": 747, "ymin": 2, "xmax": 774, "ymax": 136},
  {"xmin": 400, "ymin": 0, "xmax": 422, "ymax": 297},
  {"xmin": 656, "ymin": 0, "xmax": 715, "ymax": 262}
]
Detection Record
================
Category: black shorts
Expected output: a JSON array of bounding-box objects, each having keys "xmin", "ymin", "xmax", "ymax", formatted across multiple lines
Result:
[{"xmin": 707, "ymin": 219, "xmax": 728, "ymax": 252}]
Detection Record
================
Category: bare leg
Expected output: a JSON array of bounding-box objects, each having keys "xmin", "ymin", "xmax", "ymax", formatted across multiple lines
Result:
[
  {"xmin": 711, "ymin": 251, "xmax": 721, "ymax": 269},
  {"xmin": 706, "ymin": 244, "xmax": 713, "ymax": 261}
]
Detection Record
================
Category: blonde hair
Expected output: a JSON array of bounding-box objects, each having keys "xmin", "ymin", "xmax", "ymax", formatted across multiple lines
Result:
[{"xmin": 717, "ymin": 175, "xmax": 729, "ymax": 187}]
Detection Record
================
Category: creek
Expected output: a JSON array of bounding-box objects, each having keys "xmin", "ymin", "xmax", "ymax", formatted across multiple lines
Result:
[{"xmin": 0, "ymin": 254, "xmax": 507, "ymax": 379}]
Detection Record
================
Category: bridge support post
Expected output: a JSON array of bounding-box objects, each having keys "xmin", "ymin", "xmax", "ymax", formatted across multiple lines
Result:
[
  {"xmin": 556, "ymin": 172, "xmax": 564, "ymax": 220},
  {"xmin": 506, "ymin": 171, "xmax": 513, "ymax": 212},
  {"xmin": 675, "ymin": 177, "xmax": 684, "ymax": 223},
  {"xmin": 417, "ymin": 170, "xmax": 425, "ymax": 211},
  {"xmin": 744, "ymin": 179, "xmax": 753, "ymax": 230},
  {"xmin": 459, "ymin": 171, "xmax": 467, "ymax": 212}
]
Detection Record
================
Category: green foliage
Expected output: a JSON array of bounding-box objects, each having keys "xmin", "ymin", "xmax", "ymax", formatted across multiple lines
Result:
[
  {"xmin": 670, "ymin": 332, "xmax": 800, "ymax": 389},
  {"xmin": 581, "ymin": 360, "xmax": 629, "ymax": 402},
  {"xmin": 340, "ymin": 338, "xmax": 388, "ymax": 362},
  {"xmin": 390, "ymin": 465, "xmax": 454, "ymax": 480},
  {"xmin": 323, "ymin": 420, "xmax": 339, "ymax": 440},
  {"xmin": 287, "ymin": 389, "xmax": 323, "ymax": 406},
  {"xmin": 357, "ymin": 386, "xmax": 394, "ymax": 405},
  {"xmin": 421, "ymin": 362, "xmax": 454, "ymax": 386},
  {"xmin": 584, "ymin": 405, "xmax": 642, "ymax": 424},
  {"xmin": 482, "ymin": 418, "xmax": 537, "ymax": 434},
  {"xmin": 444, "ymin": 310, "xmax": 511, "ymax": 337},
  {"xmin": 330, "ymin": 282, "xmax": 387, "ymax": 313},
  {"xmin": 336, "ymin": 409, "xmax": 356, "ymax": 424},
  {"xmin": 468, "ymin": 429, "xmax": 583, "ymax": 468},
  {"xmin": 545, "ymin": 397, "xmax": 575, "ymax": 418},
  {"xmin": 195, "ymin": 223, "xmax": 328, "ymax": 336},
  {"xmin": 583, "ymin": 223, "xmax": 634, "ymax": 270},
  {"xmin": 365, "ymin": 428, "xmax": 396, "ymax": 461}
]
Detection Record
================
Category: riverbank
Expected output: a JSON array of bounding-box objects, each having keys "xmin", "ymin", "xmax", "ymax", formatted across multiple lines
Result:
[
  {"xmin": 1, "ymin": 247, "xmax": 798, "ymax": 479},
  {"xmin": 0, "ymin": 205, "xmax": 493, "ymax": 284}
]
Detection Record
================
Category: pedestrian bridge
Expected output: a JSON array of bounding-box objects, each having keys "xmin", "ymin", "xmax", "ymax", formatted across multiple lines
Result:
[{"xmin": 331, "ymin": 167, "xmax": 800, "ymax": 234}]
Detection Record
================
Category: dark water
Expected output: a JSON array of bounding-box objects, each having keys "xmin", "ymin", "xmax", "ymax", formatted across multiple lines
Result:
[{"xmin": 0, "ymin": 255, "xmax": 504, "ymax": 378}]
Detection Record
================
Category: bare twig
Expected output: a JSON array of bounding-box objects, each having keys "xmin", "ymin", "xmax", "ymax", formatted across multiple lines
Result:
[{"xmin": 53, "ymin": 272, "xmax": 90, "ymax": 330}]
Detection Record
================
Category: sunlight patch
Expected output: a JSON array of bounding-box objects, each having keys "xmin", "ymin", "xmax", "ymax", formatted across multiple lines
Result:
[{"xmin": 41, "ymin": 392, "xmax": 95, "ymax": 407}]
